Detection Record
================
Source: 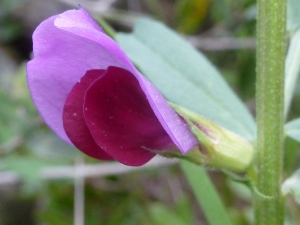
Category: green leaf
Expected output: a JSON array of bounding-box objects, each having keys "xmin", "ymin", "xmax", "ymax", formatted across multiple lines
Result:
[
  {"xmin": 287, "ymin": 0, "xmax": 300, "ymax": 31},
  {"xmin": 282, "ymin": 168, "xmax": 300, "ymax": 204},
  {"xmin": 116, "ymin": 18, "xmax": 255, "ymax": 140},
  {"xmin": 227, "ymin": 180, "xmax": 252, "ymax": 201},
  {"xmin": 284, "ymin": 28, "xmax": 300, "ymax": 118},
  {"xmin": 181, "ymin": 161, "xmax": 233, "ymax": 225},
  {"xmin": 285, "ymin": 118, "xmax": 300, "ymax": 142}
]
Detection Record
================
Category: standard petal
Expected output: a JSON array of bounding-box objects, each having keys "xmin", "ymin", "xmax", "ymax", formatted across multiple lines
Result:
[
  {"xmin": 53, "ymin": 8, "xmax": 198, "ymax": 154},
  {"xmin": 84, "ymin": 67, "xmax": 174, "ymax": 166},
  {"xmin": 54, "ymin": 6, "xmax": 103, "ymax": 33},
  {"xmin": 27, "ymin": 9, "xmax": 133, "ymax": 143},
  {"xmin": 27, "ymin": 7, "xmax": 197, "ymax": 155},
  {"xmin": 63, "ymin": 69, "xmax": 113, "ymax": 160}
]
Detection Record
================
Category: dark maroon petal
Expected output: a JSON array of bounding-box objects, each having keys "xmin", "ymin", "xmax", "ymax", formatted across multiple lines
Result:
[
  {"xmin": 84, "ymin": 66, "xmax": 175, "ymax": 166},
  {"xmin": 63, "ymin": 70, "xmax": 113, "ymax": 160}
]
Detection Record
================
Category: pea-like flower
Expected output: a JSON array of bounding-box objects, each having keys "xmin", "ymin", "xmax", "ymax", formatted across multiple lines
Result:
[{"xmin": 26, "ymin": 7, "xmax": 197, "ymax": 166}]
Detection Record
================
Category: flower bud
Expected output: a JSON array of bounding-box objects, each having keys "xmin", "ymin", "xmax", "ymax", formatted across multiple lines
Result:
[{"xmin": 166, "ymin": 103, "xmax": 254, "ymax": 172}]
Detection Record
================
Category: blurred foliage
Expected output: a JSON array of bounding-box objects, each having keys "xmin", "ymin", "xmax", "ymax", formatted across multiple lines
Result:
[
  {"xmin": 0, "ymin": 0, "xmax": 300, "ymax": 225},
  {"xmin": 0, "ymin": 0, "xmax": 26, "ymax": 43},
  {"xmin": 175, "ymin": 0, "xmax": 210, "ymax": 34},
  {"xmin": 0, "ymin": 62, "xmax": 80, "ymax": 197},
  {"xmin": 148, "ymin": 195, "xmax": 195, "ymax": 225},
  {"xmin": 39, "ymin": 169, "xmax": 197, "ymax": 225}
]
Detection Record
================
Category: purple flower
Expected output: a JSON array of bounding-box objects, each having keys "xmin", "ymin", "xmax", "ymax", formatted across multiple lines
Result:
[{"xmin": 27, "ymin": 7, "xmax": 197, "ymax": 166}]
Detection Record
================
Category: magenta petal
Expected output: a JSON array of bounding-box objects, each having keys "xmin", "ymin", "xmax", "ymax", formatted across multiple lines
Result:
[
  {"xmin": 84, "ymin": 67, "xmax": 174, "ymax": 166},
  {"xmin": 63, "ymin": 70, "xmax": 113, "ymax": 160}
]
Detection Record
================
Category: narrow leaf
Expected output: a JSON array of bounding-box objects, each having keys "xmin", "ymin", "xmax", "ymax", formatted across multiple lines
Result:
[
  {"xmin": 181, "ymin": 161, "xmax": 233, "ymax": 225},
  {"xmin": 284, "ymin": 28, "xmax": 300, "ymax": 118},
  {"xmin": 287, "ymin": 0, "xmax": 300, "ymax": 31}
]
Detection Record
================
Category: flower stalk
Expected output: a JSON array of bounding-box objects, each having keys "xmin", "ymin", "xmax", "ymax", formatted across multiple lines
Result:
[{"xmin": 255, "ymin": 0, "xmax": 286, "ymax": 224}]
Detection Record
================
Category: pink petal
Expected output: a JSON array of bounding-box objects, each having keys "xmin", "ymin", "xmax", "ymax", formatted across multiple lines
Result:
[
  {"xmin": 63, "ymin": 69, "xmax": 113, "ymax": 160},
  {"xmin": 27, "ymin": 8, "xmax": 133, "ymax": 143},
  {"xmin": 54, "ymin": 6, "xmax": 103, "ymax": 33},
  {"xmin": 27, "ymin": 7, "xmax": 197, "ymax": 156}
]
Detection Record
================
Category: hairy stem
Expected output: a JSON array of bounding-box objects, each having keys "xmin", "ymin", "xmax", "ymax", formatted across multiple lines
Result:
[{"xmin": 255, "ymin": 0, "xmax": 286, "ymax": 224}]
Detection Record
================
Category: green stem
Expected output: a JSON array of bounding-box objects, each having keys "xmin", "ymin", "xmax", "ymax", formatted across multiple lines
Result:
[{"xmin": 255, "ymin": 0, "xmax": 286, "ymax": 224}]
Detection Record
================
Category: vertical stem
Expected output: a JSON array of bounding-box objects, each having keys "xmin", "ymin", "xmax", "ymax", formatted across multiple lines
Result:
[{"xmin": 255, "ymin": 0, "xmax": 286, "ymax": 224}]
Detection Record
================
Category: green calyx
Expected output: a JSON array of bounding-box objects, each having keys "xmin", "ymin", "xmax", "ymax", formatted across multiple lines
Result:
[{"xmin": 168, "ymin": 103, "xmax": 254, "ymax": 172}]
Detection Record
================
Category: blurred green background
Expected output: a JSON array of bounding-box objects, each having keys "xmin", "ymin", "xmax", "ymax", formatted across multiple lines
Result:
[{"xmin": 0, "ymin": 0, "xmax": 299, "ymax": 224}]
